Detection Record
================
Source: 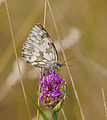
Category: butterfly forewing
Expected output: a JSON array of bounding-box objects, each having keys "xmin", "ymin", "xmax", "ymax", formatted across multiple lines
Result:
[{"xmin": 22, "ymin": 24, "xmax": 58, "ymax": 68}]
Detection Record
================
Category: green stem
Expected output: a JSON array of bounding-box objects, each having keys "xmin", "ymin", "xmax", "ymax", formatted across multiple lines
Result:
[{"xmin": 52, "ymin": 110, "xmax": 58, "ymax": 120}]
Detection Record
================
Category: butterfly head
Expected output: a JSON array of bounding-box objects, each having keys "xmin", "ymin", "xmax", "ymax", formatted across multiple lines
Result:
[{"xmin": 54, "ymin": 62, "xmax": 62, "ymax": 69}]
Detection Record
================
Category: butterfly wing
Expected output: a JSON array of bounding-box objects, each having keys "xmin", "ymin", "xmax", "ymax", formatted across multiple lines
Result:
[{"xmin": 22, "ymin": 24, "xmax": 58, "ymax": 68}]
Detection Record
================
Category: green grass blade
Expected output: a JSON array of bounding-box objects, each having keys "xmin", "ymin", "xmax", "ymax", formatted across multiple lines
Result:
[{"xmin": 30, "ymin": 96, "xmax": 49, "ymax": 120}]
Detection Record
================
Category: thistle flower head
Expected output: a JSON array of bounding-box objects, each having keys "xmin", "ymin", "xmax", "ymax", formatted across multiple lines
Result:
[{"xmin": 39, "ymin": 69, "xmax": 67, "ymax": 108}]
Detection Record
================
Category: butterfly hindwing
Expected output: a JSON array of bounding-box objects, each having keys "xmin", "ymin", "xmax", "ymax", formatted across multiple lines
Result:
[{"xmin": 22, "ymin": 24, "xmax": 58, "ymax": 68}]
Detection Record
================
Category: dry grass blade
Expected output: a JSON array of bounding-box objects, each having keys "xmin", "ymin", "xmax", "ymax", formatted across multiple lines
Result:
[
  {"xmin": 43, "ymin": 0, "xmax": 47, "ymax": 28},
  {"xmin": 0, "ymin": 1, "xmax": 42, "ymax": 76},
  {"xmin": 46, "ymin": 0, "xmax": 86, "ymax": 120},
  {"xmin": 4, "ymin": 0, "xmax": 32, "ymax": 120},
  {"xmin": 43, "ymin": 1, "xmax": 67, "ymax": 119},
  {"xmin": 102, "ymin": 88, "xmax": 107, "ymax": 119},
  {"xmin": 37, "ymin": 85, "xmax": 40, "ymax": 120},
  {"xmin": 36, "ymin": 1, "xmax": 47, "ymax": 120},
  {"xmin": 61, "ymin": 109, "xmax": 67, "ymax": 120}
]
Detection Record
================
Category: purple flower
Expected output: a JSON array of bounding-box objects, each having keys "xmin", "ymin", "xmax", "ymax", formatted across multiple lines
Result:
[{"xmin": 39, "ymin": 69, "xmax": 67, "ymax": 108}]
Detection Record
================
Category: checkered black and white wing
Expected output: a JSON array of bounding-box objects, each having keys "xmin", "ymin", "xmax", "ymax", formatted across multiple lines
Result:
[{"xmin": 22, "ymin": 24, "xmax": 58, "ymax": 68}]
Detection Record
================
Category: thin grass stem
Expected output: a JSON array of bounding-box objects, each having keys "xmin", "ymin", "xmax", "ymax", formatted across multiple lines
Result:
[
  {"xmin": 37, "ymin": 85, "xmax": 40, "ymax": 120},
  {"xmin": 46, "ymin": 0, "xmax": 86, "ymax": 120},
  {"xmin": 102, "ymin": 88, "xmax": 107, "ymax": 120},
  {"xmin": 61, "ymin": 109, "xmax": 67, "ymax": 120},
  {"xmin": 43, "ymin": 1, "xmax": 67, "ymax": 119},
  {"xmin": 43, "ymin": 0, "xmax": 47, "ymax": 28},
  {"xmin": 4, "ymin": 0, "xmax": 32, "ymax": 120},
  {"xmin": 0, "ymin": 1, "xmax": 42, "ymax": 76},
  {"xmin": 36, "ymin": 1, "xmax": 47, "ymax": 120}
]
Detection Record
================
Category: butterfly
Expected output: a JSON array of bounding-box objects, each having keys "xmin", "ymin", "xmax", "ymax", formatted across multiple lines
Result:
[{"xmin": 22, "ymin": 24, "xmax": 62, "ymax": 69}]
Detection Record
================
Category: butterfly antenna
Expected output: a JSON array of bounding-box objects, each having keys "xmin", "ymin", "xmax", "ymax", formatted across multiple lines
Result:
[
  {"xmin": 62, "ymin": 57, "xmax": 75, "ymax": 64},
  {"xmin": 63, "ymin": 64, "xmax": 72, "ymax": 67}
]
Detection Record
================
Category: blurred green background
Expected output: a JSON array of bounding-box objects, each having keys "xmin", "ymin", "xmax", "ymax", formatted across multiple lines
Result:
[{"xmin": 0, "ymin": 0, "xmax": 107, "ymax": 120}]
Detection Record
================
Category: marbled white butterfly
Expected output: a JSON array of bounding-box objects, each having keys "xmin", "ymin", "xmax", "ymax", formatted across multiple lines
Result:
[{"xmin": 22, "ymin": 24, "xmax": 62, "ymax": 69}]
